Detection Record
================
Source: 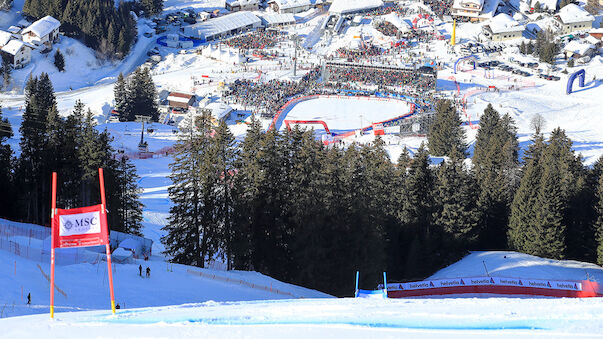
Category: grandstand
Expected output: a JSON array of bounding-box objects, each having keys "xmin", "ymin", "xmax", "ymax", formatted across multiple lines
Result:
[{"xmin": 323, "ymin": 61, "xmax": 437, "ymax": 94}]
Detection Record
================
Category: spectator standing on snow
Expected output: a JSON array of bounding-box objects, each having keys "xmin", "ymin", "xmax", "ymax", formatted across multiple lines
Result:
[
  {"xmin": 146, "ymin": 267, "xmax": 151, "ymax": 278},
  {"xmin": 139, "ymin": 265, "xmax": 142, "ymax": 277},
  {"xmin": 27, "ymin": 293, "xmax": 31, "ymax": 305}
]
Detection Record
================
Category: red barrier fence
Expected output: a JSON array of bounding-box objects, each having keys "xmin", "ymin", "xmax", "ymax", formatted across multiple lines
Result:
[
  {"xmin": 269, "ymin": 95, "xmax": 415, "ymax": 132},
  {"xmin": 384, "ymin": 276, "xmax": 602, "ymax": 298}
]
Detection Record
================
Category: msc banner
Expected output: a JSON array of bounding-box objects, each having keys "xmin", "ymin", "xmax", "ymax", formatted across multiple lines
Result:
[
  {"xmin": 386, "ymin": 276, "xmax": 582, "ymax": 292},
  {"xmin": 49, "ymin": 169, "xmax": 116, "ymax": 319},
  {"xmin": 52, "ymin": 204, "xmax": 108, "ymax": 248}
]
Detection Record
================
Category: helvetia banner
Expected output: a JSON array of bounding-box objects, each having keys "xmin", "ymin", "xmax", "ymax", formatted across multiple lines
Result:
[{"xmin": 52, "ymin": 204, "xmax": 109, "ymax": 248}]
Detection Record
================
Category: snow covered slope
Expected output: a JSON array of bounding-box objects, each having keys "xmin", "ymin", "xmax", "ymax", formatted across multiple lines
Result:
[
  {"xmin": 0, "ymin": 247, "xmax": 331, "ymax": 319},
  {"xmin": 2, "ymin": 297, "xmax": 603, "ymax": 338},
  {"xmin": 429, "ymin": 251, "xmax": 603, "ymax": 282}
]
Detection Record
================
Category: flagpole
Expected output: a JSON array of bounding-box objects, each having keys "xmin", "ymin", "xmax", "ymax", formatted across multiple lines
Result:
[
  {"xmin": 99, "ymin": 168, "xmax": 116, "ymax": 314},
  {"xmin": 50, "ymin": 172, "xmax": 57, "ymax": 318}
]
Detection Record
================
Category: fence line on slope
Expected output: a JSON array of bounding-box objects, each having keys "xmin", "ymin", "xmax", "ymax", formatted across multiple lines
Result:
[{"xmin": 186, "ymin": 269, "xmax": 296, "ymax": 298}]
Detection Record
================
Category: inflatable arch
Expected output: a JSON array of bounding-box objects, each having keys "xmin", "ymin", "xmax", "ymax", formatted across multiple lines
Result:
[
  {"xmin": 566, "ymin": 69, "xmax": 585, "ymax": 95},
  {"xmin": 454, "ymin": 55, "xmax": 477, "ymax": 74}
]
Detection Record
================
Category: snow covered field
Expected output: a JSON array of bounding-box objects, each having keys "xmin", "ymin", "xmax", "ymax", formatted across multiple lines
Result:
[
  {"xmin": 431, "ymin": 251, "xmax": 603, "ymax": 282},
  {"xmin": 0, "ymin": 244, "xmax": 330, "ymax": 319},
  {"xmin": 2, "ymin": 297, "xmax": 603, "ymax": 338},
  {"xmin": 281, "ymin": 96, "xmax": 412, "ymax": 132}
]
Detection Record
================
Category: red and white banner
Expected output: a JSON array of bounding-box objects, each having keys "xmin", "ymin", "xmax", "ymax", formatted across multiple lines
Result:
[
  {"xmin": 52, "ymin": 205, "xmax": 108, "ymax": 248},
  {"xmin": 49, "ymin": 169, "xmax": 116, "ymax": 318},
  {"xmin": 383, "ymin": 276, "xmax": 601, "ymax": 298},
  {"xmin": 386, "ymin": 276, "xmax": 583, "ymax": 292}
]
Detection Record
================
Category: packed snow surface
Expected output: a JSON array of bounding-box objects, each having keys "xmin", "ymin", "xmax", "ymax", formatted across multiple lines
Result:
[
  {"xmin": 281, "ymin": 97, "xmax": 411, "ymax": 131},
  {"xmin": 2, "ymin": 297, "xmax": 603, "ymax": 338},
  {"xmin": 429, "ymin": 251, "xmax": 603, "ymax": 283},
  {"xmin": 0, "ymin": 247, "xmax": 330, "ymax": 319}
]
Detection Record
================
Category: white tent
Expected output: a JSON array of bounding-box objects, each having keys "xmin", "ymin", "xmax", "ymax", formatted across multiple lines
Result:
[{"xmin": 329, "ymin": 0, "xmax": 383, "ymax": 14}]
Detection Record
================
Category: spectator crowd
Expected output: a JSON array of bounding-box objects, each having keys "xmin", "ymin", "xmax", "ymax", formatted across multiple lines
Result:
[
  {"xmin": 226, "ymin": 63, "xmax": 438, "ymax": 118},
  {"xmin": 224, "ymin": 29, "xmax": 287, "ymax": 50}
]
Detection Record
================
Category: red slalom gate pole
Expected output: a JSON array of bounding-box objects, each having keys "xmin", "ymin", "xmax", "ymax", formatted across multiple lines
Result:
[
  {"xmin": 99, "ymin": 168, "xmax": 116, "ymax": 314},
  {"xmin": 50, "ymin": 172, "xmax": 57, "ymax": 318}
]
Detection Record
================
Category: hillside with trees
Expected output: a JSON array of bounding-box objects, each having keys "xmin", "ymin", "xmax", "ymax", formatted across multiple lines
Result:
[
  {"xmin": 23, "ymin": 0, "xmax": 138, "ymax": 58},
  {"xmin": 0, "ymin": 73, "xmax": 143, "ymax": 234},
  {"xmin": 161, "ymin": 102, "xmax": 603, "ymax": 296}
]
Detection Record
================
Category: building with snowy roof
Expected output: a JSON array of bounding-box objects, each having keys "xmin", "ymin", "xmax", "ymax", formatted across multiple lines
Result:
[
  {"xmin": 0, "ymin": 30, "xmax": 12, "ymax": 48},
  {"xmin": 203, "ymin": 102, "xmax": 234, "ymax": 123},
  {"xmin": 7, "ymin": 26, "xmax": 21, "ymax": 35},
  {"xmin": 267, "ymin": 0, "xmax": 312, "ymax": 14},
  {"xmin": 590, "ymin": 28, "xmax": 603, "ymax": 40},
  {"xmin": 563, "ymin": 40, "xmax": 596, "ymax": 58},
  {"xmin": 167, "ymin": 92, "xmax": 196, "ymax": 109},
  {"xmin": 553, "ymin": 4, "xmax": 594, "ymax": 34},
  {"xmin": 328, "ymin": 0, "xmax": 384, "ymax": 14},
  {"xmin": 259, "ymin": 13, "xmax": 297, "ymax": 27},
  {"xmin": 225, "ymin": 0, "xmax": 260, "ymax": 12},
  {"xmin": 183, "ymin": 12, "xmax": 262, "ymax": 41},
  {"xmin": 451, "ymin": 0, "xmax": 484, "ymax": 20},
  {"xmin": 0, "ymin": 39, "xmax": 33, "ymax": 68},
  {"xmin": 482, "ymin": 13, "xmax": 525, "ymax": 41},
  {"xmin": 451, "ymin": 0, "xmax": 499, "ymax": 21},
  {"xmin": 21, "ymin": 15, "xmax": 60, "ymax": 49}
]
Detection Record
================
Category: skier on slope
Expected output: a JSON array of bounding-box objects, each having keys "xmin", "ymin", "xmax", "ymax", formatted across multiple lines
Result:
[
  {"xmin": 146, "ymin": 267, "xmax": 151, "ymax": 278},
  {"xmin": 27, "ymin": 293, "xmax": 31, "ymax": 305},
  {"xmin": 139, "ymin": 265, "xmax": 142, "ymax": 277}
]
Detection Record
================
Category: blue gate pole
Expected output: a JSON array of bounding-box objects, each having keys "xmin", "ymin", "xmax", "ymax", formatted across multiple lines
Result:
[
  {"xmin": 355, "ymin": 271, "xmax": 359, "ymax": 297},
  {"xmin": 383, "ymin": 272, "xmax": 388, "ymax": 299}
]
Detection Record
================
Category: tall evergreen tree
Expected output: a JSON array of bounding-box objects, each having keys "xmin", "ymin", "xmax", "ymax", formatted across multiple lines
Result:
[
  {"xmin": 473, "ymin": 104, "xmax": 519, "ymax": 249},
  {"xmin": 54, "ymin": 49, "xmax": 65, "ymax": 72},
  {"xmin": 120, "ymin": 67, "xmax": 158, "ymax": 121},
  {"xmin": 114, "ymin": 72, "xmax": 126, "ymax": 116},
  {"xmin": 508, "ymin": 133, "xmax": 545, "ymax": 252},
  {"xmin": 212, "ymin": 120, "xmax": 238, "ymax": 269},
  {"xmin": 546, "ymin": 128, "xmax": 590, "ymax": 260},
  {"xmin": 162, "ymin": 110, "xmax": 220, "ymax": 267},
  {"xmin": 433, "ymin": 147, "xmax": 479, "ymax": 258},
  {"xmin": 57, "ymin": 101, "xmax": 85, "ymax": 209},
  {"xmin": 398, "ymin": 143, "xmax": 436, "ymax": 278},
  {"xmin": 231, "ymin": 116, "xmax": 263, "ymax": 270},
  {"xmin": 17, "ymin": 73, "xmax": 56, "ymax": 224},
  {"xmin": 78, "ymin": 109, "xmax": 107, "ymax": 206},
  {"xmin": 533, "ymin": 147, "xmax": 567, "ymax": 259},
  {"xmin": 140, "ymin": 0, "xmax": 163, "ymax": 16},
  {"xmin": 1, "ymin": 54, "xmax": 12, "ymax": 89},
  {"xmin": 0, "ymin": 103, "xmax": 15, "ymax": 219},
  {"xmin": 428, "ymin": 99, "xmax": 467, "ymax": 157},
  {"xmin": 114, "ymin": 155, "xmax": 143, "ymax": 235}
]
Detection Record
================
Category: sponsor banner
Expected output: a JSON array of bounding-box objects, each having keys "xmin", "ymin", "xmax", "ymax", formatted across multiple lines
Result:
[
  {"xmin": 59, "ymin": 211, "xmax": 101, "ymax": 236},
  {"xmin": 387, "ymin": 276, "xmax": 582, "ymax": 292},
  {"xmin": 52, "ymin": 204, "xmax": 109, "ymax": 248}
]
